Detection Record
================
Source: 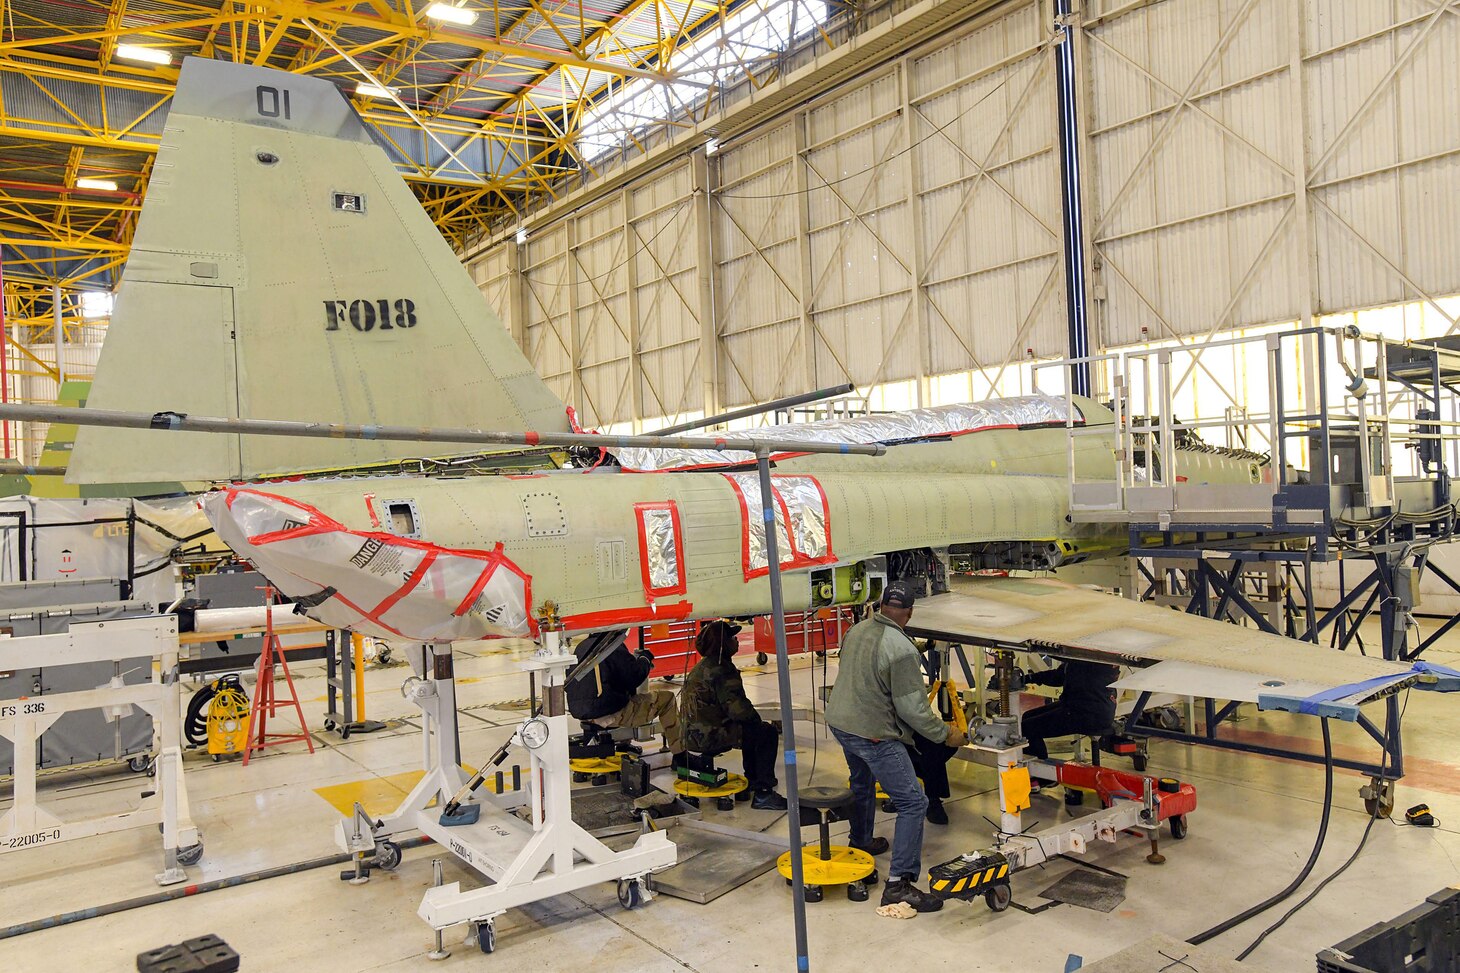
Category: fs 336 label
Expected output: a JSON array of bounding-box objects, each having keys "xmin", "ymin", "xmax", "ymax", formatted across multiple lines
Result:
[
  {"xmin": 324, "ymin": 299, "xmax": 418, "ymax": 333},
  {"xmin": 1, "ymin": 699, "xmax": 47, "ymax": 718}
]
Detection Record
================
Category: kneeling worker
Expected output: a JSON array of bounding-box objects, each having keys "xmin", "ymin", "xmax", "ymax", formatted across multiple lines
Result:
[
  {"xmin": 679, "ymin": 620, "xmax": 790, "ymax": 810},
  {"xmin": 566, "ymin": 636, "xmax": 684, "ymax": 761},
  {"xmin": 827, "ymin": 583, "xmax": 967, "ymax": 914}
]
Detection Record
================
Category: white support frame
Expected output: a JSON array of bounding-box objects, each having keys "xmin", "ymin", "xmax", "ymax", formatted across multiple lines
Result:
[
  {"xmin": 0, "ymin": 615, "xmax": 200, "ymax": 886},
  {"xmin": 340, "ymin": 633, "xmax": 676, "ymax": 949}
]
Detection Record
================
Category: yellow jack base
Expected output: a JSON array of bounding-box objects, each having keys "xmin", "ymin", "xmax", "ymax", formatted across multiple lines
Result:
[
  {"xmin": 673, "ymin": 773, "xmax": 748, "ymax": 800},
  {"xmin": 776, "ymin": 846, "xmax": 875, "ymax": 887},
  {"xmin": 570, "ymin": 756, "xmax": 623, "ymax": 776}
]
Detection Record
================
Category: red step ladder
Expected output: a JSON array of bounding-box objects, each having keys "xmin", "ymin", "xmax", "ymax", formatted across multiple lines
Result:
[{"xmin": 243, "ymin": 589, "xmax": 316, "ymax": 764}]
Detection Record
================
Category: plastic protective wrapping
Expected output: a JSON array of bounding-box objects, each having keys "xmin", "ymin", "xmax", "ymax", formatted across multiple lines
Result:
[
  {"xmin": 612, "ymin": 395, "xmax": 1081, "ymax": 471},
  {"xmin": 635, "ymin": 504, "xmax": 684, "ymax": 595},
  {"xmin": 723, "ymin": 473, "xmax": 835, "ymax": 579},
  {"xmin": 201, "ymin": 489, "xmax": 532, "ymax": 642}
]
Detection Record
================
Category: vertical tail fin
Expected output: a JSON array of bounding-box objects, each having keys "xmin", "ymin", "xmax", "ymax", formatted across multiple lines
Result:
[{"xmin": 70, "ymin": 57, "xmax": 566, "ymax": 484}]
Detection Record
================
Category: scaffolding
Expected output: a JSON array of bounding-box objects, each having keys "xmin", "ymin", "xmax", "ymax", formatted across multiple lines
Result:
[{"xmin": 1037, "ymin": 325, "xmax": 1460, "ymax": 793}]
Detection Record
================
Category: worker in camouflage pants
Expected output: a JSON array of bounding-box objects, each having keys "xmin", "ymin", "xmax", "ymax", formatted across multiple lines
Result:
[{"xmin": 679, "ymin": 620, "xmax": 788, "ymax": 810}]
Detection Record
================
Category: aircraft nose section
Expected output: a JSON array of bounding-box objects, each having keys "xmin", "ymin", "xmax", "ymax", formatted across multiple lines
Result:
[{"xmin": 200, "ymin": 488, "xmax": 532, "ymax": 642}]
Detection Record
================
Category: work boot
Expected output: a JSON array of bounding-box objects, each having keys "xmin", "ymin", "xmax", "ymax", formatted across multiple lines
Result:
[
  {"xmin": 925, "ymin": 798, "xmax": 948, "ymax": 826},
  {"xmin": 879, "ymin": 877, "xmax": 943, "ymax": 913},
  {"xmin": 851, "ymin": 836, "xmax": 890, "ymax": 856}
]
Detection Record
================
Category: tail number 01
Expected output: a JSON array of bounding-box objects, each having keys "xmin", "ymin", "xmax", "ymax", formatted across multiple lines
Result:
[
  {"xmin": 257, "ymin": 85, "xmax": 291, "ymax": 119},
  {"xmin": 324, "ymin": 299, "xmax": 419, "ymax": 332}
]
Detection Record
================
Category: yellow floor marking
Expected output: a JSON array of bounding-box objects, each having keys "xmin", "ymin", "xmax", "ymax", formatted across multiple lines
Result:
[
  {"xmin": 314, "ymin": 771, "xmax": 426, "ymax": 817},
  {"xmin": 313, "ymin": 764, "xmax": 502, "ymax": 817}
]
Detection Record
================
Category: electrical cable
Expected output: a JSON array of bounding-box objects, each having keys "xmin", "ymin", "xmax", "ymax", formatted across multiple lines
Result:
[
  {"xmin": 1186, "ymin": 717, "xmax": 1334, "ymax": 947},
  {"xmin": 1233, "ymin": 692, "xmax": 1407, "ymax": 961},
  {"xmin": 0, "ymin": 835, "xmax": 432, "ymax": 941}
]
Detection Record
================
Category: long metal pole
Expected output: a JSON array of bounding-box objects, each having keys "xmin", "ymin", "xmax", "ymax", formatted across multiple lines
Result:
[
  {"xmin": 648, "ymin": 384, "xmax": 856, "ymax": 436},
  {"xmin": 757, "ymin": 449, "xmax": 811, "ymax": 973},
  {"xmin": 0, "ymin": 403, "xmax": 885, "ymax": 459}
]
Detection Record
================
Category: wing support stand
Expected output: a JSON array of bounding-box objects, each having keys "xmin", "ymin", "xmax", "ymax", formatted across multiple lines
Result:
[
  {"xmin": 333, "ymin": 613, "xmax": 675, "ymax": 956},
  {"xmin": 936, "ymin": 650, "xmax": 1197, "ymax": 913}
]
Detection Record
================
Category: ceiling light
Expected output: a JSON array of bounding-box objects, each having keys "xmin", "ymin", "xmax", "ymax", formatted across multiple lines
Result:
[
  {"xmin": 115, "ymin": 44, "xmax": 172, "ymax": 65},
  {"xmin": 426, "ymin": 3, "xmax": 478, "ymax": 25},
  {"xmin": 515, "ymin": 227, "xmax": 529, "ymax": 245},
  {"xmin": 76, "ymin": 178, "xmax": 119, "ymax": 191},
  {"xmin": 355, "ymin": 83, "xmax": 397, "ymax": 99},
  {"xmin": 704, "ymin": 137, "xmax": 720, "ymax": 156}
]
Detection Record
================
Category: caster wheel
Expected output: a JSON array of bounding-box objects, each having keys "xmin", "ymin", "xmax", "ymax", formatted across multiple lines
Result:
[
  {"xmin": 211, "ymin": 755, "xmax": 222, "ymax": 763},
  {"xmin": 683, "ymin": 796, "xmax": 700, "ymax": 808},
  {"xmin": 1169, "ymin": 814, "xmax": 1188, "ymax": 840},
  {"xmin": 592, "ymin": 775, "xmax": 608, "ymax": 786},
  {"xmin": 786, "ymin": 878, "xmax": 793, "ymax": 888},
  {"xmin": 475, "ymin": 921, "xmax": 495, "ymax": 954},
  {"xmin": 1132, "ymin": 753, "xmax": 1148, "ymax": 773},
  {"xmin": 881, "ymin": 799, "xmax": 896, "ymax": 814},
  {"xmin": 735, "ymin": 788, "xmax": 752, "ymax": 802},
  {"xmin": 985, "ymin": 883, "xmax": 1012, "ymax": 912},
  {"xmin": 617, "ymin": 878, "xmax": 645, "ymax": 910},
  {"xmin": 128, "ymin": 755, "xmax": 151, "ymax": 774},
  {"xmin": 717, "ymin": 796, "xmax": 736, "ymax": 811},
  {"xmin": 1064, "ymin": 788, "xmax": 1083, "ymax": 807},
  {"xmin": 324, "ymin": 719, "xmax": 337, "ymax": 732},
  {"xmin": 756, "ymin": 652, "xmax": 769, "ymax": 666},
  {"xmin": 377, "ymin": 648, "xmax": 392, "ymax": 666},
  {"xmin": 803, "ymin": 885, "xmax": 823, "ymax": 903},
  {"xmin": 573, "ymin": 773, "xmax": 589, "ymax": 783},
  {"xmin": 341, "ymin": 726, "xmax": 351, "ymax": 740},
  {"xmin": 864, "ymin": 868, "xmax": 879, "ymax": 886},
  {"xmin": 847, "ymin": 882, "xmax": 869, "ymax": 902},
  {"xmin": 374, "ymin": 840, "xmax": 402, "ymax": 870},
  {"xmin": 1364, "ymin": 797, "xmax": 1394, "ymax": 819},
  {"xmin": 177, "ymin": 841, "xmax": 204, "ymax": 866}
]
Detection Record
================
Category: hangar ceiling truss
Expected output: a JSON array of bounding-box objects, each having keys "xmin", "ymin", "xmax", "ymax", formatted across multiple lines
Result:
[{"xmin": 0, "ymin": 0, "xmax": 826, "ymax": 294}]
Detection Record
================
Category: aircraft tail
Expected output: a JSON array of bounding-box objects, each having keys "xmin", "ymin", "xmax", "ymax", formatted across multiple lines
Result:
[{"xmin": 70, "ymin": 57, "xmax": 568, "ymax": 484}]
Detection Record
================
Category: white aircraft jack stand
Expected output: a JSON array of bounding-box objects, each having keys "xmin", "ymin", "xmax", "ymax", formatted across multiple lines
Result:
[{"xmin": 335, "ymin": 623, "xmax": 676, "ymax": 956}]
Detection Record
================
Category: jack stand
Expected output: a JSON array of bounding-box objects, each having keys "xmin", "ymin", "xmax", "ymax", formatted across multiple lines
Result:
[
  {"xmin": 427, "ymin": 859, "xmax": 450, "ymax": 961},
  {"xmin": 1145, "ymin": 833, "xmax": 1165, "ymax": 865},
  {"xmin": 339, "ymin": 605, "xmax": 676, "ymax": 954}
]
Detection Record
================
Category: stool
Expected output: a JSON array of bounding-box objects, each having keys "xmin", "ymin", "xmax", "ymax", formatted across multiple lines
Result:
[
  {"xmin": 570, "ymin": 752, "xmax": 623, "ymax": 785},
  {"xmin": 673, "ymin": 750, "xmax": 751, "ymax": 810},
  {"xmin": 776, "ymin": 786, "xmax": 876, "ymax": 902}
]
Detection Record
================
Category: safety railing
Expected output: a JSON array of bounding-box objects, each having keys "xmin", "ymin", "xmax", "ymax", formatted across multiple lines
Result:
[{"xmin": 1033, "ymin": 326, "xmax": 1460, "ymax": 530}]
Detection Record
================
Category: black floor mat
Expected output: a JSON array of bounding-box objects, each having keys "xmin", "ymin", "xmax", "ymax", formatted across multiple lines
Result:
[{"xmin": 1037, "ymin": 868, "xmax": 1128, "ymax": 913}]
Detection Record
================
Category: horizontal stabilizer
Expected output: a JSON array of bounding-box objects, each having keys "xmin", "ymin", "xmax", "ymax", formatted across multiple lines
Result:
[{"xmin": 70, "ymin": 57, "xmax": 568, "ymax": 484}]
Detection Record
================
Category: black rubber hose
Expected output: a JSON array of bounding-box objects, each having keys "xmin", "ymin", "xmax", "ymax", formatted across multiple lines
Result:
[
  {"xmin": 0, "ymin": 836, "xmax": 431, "ymax": 941},
  {"xmin": 183, "ymin": 683, "xmax": 217, "ymax": 746},
  {"xmin": 1187, "ymin": 717, "xmax": 1334, "ymax": 947}
]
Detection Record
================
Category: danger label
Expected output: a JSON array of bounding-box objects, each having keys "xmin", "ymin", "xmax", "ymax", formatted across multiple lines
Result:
[{"xmin": 349, "ymin": 538, "xmax": 408, "ymax": 578}]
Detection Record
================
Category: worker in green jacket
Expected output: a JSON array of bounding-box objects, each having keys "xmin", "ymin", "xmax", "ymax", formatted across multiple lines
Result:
[
  {"xmin": 826, "ymin": 582, "xmax": 967, "ymax": 914},
  {"xmin": 679, "ymin": 620, "xmax": 789, "ymax": 810}
]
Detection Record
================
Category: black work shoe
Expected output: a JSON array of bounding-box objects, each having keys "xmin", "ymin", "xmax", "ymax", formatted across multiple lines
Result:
[
  {"xmin": 751, "ymin": 789, "xmax": 789, "ymax": 811},
  {"xmin": 880, "ymin": 877, "xmax": 943, "ymax": 913},
  {"xmin": 925, "ymin": 799, "xmax": 949, "ymax": 826},
  {"xmin": 852, "ymin": 836, "xmax": 890, "ymax": 856}
]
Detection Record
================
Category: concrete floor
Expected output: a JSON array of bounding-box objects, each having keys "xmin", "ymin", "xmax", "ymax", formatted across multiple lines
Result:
[{"xmin": 3, "ymin": 630, "xmax": 1459, "ymax": 972}]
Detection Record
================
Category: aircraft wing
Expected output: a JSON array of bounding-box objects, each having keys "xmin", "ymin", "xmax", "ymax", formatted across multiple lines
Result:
[{"xmin": 905, "ymin": 576, "xmax": 1460, "ymax": 720}]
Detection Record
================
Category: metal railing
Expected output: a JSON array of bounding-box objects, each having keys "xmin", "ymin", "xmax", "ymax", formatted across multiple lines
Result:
[{"xmin": 1033, "ymin": 325, "xmax": 1460, "ymax": 528}]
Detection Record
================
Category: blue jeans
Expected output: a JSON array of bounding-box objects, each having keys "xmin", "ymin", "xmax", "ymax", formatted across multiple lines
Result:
[{"xmin": 831, "ymin": 726, "xmax": 928, "ymax": 882}]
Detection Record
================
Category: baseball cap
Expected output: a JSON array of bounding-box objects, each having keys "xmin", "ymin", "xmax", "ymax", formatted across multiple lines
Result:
[{"xmin": 880, "ymin": 582, "xmax": 916, "ymax": 609}]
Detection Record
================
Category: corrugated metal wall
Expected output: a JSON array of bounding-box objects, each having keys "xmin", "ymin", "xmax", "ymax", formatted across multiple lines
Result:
[
  {"xmin": 466, "ymin": 0, "xmax": 1460, "ymax": 426},
  {"xmin": 1084, "ymin": 0, "xmax": 1460, "ymax": 347}
]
